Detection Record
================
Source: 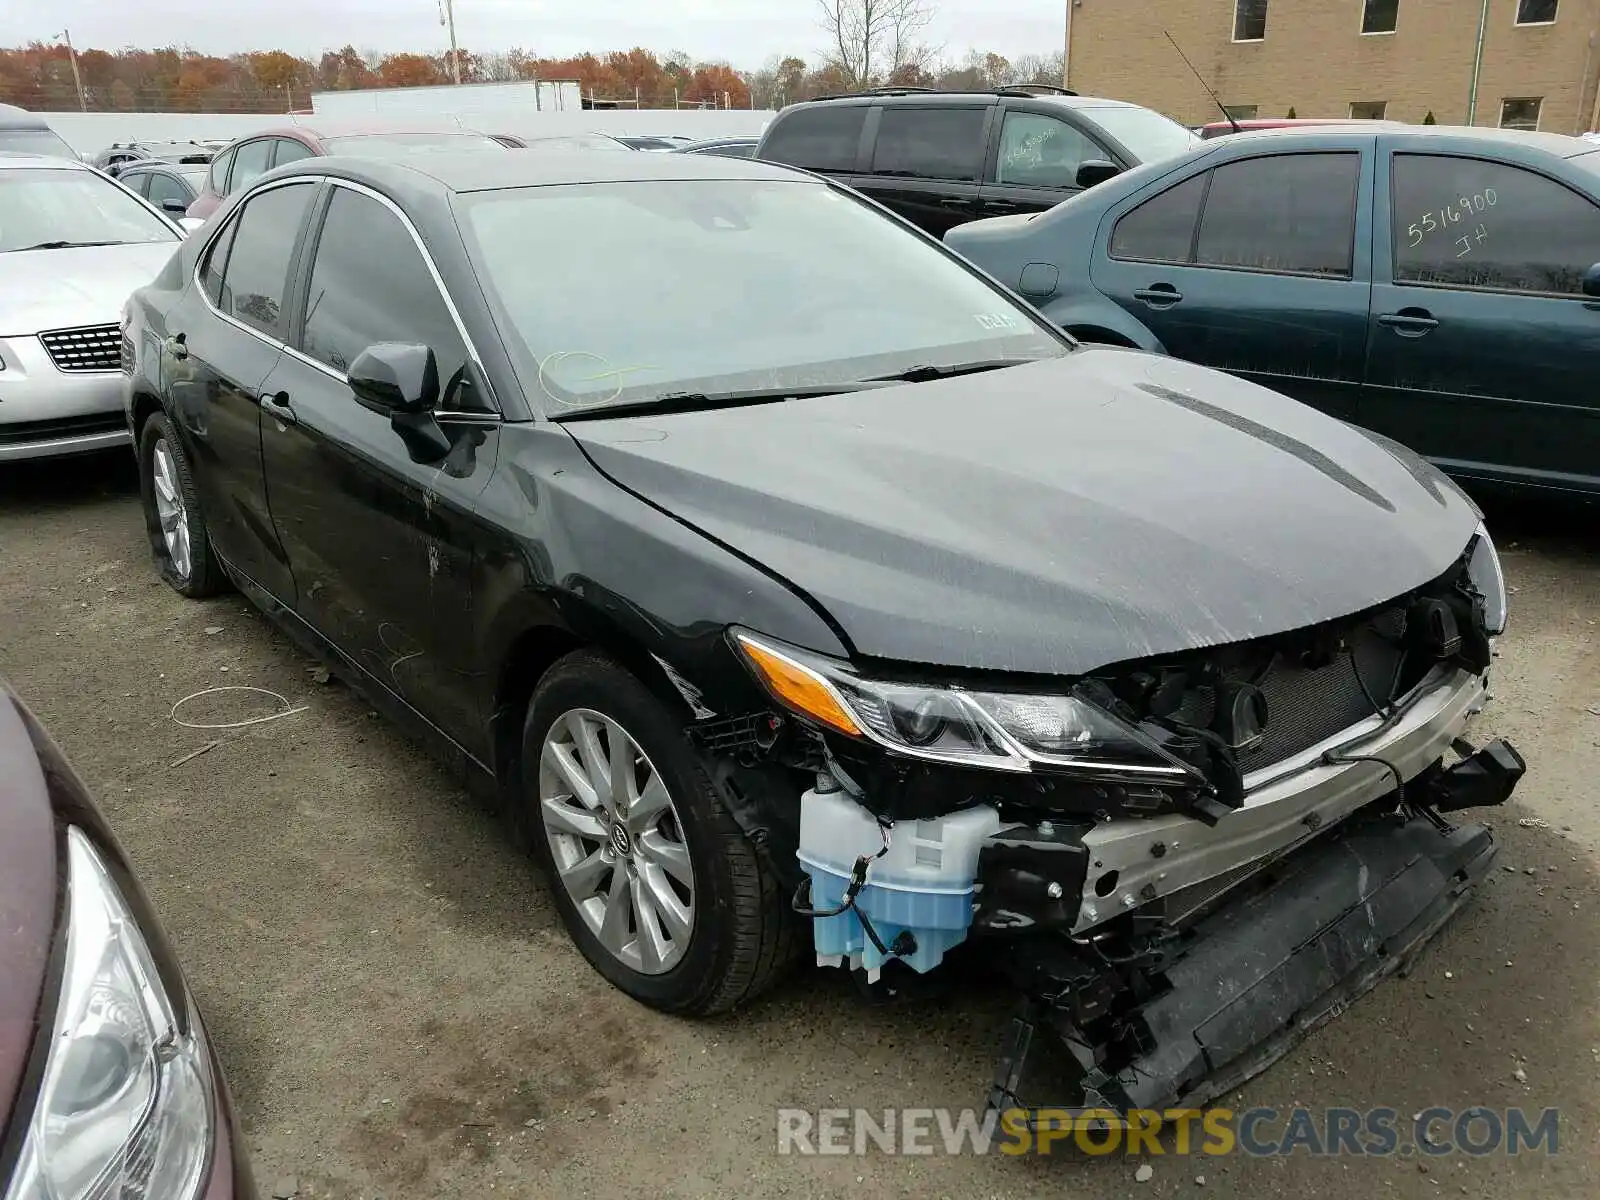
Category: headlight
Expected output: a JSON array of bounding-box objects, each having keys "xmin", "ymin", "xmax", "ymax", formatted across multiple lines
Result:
[
  {"xmin": 5, "ymin": 828, "xmax": 213, "ymax": 1200},
  {"xmin": 733, "ymin": 631, "xmax": 1200, "ymax": 783},
  {"xmin": 1466, "ymin": 521, "xmax": 1507, "ymax": 636}
]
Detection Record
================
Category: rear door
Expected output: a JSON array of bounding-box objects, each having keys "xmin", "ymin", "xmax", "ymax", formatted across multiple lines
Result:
[
  {"xmin": 262, "ymin": 182, "xmax": 499, "ymax": 747},
  {"xmin": 1362, "ymin": 145, "xmax": 1600, "ymax": 492},
  {"xmin": 1090, "ymin": 147, "xmax": 1373, "ymax": 420},
  {"xmin": 855, "ymin": 104, "xmax": 990, "ymax": 236},
  {"xmin": 162, "ymin": 180, "xmax": 319, "ymax": 603},
  {"xmin": 980, "ymin": 107, "xmax": 1114, "ymax": 218}
]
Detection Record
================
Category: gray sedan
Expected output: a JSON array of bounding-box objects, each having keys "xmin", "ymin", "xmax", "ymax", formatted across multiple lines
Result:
[{"xmin": 0, "ymin": 154, "xmax": 185, "ymax": 461}]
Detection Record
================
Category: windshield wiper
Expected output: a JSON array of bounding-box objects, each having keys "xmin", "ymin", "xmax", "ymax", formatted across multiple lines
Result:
[
  {"xmin": 862, "ymin": 358, "xmax": 1046, "ymax": 384},
  {"xmin": 8, "ymin": 239, "xmax": 127, "ymax": 252},
  {"xmin": 551, "ymin": 382, "xmax": 883, "ymax": 422}
]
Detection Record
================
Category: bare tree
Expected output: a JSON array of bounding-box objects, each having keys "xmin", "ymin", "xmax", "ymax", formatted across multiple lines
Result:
[{"xmin": 817, "ymin": 0, "xmax": 936, "ymax": 89}]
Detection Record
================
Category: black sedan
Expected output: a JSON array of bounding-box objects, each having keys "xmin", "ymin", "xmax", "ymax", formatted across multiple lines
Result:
[{"xmin": 123, "ymin": 150, "xmax": 1516, "ymax": 1107}]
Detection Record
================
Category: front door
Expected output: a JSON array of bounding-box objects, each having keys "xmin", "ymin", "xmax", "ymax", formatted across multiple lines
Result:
[
  {"xmin": 1091, "ymin": 149, "xmax": 1373, "ymax": 420},
  {"xmin": 980, "ymin": 108, "xmax": 1106, "ymax": 218},
  {"xmin": 853, "ymin": 104, "xmax": 989, "ymax": 236},
  {"xmin": 1362, "ymin": 147, "xmax": 1600, "ymax": 493},
  {"xmin": 163, "ymin": 180, "xmax": 318, "ymax": 602},
  {"xmin": 262, "ymin": 182, "xmax": 499, "ymax": 750}
]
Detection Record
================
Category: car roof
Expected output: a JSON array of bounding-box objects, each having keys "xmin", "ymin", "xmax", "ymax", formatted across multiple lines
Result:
[
  {"xmin": 1220, "ymin": 124, "xmax": 1597, "ymax": 158},
  {"xmin": 789, "ymin": 91, "xmax": 1143, "ymax": 111},
  {"xmin": 238, "ymin": 120, "xmax": 493, "ymax": 141},
  {"xmin": 0, "ymin": 152, "xmax": 90, "ymax": 172},
  {"xmin": 273, "ymin": 148, "xmax": 810, "ymax": 195},
  {"xmin": 0, "ymin": 102, "xmax": 51, "ymax": 130}
]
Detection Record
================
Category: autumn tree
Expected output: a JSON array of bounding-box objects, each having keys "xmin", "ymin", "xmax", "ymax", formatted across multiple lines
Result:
[{"xmin": 377, "ymin": 53, "xmax": 444, "ymax": 88}]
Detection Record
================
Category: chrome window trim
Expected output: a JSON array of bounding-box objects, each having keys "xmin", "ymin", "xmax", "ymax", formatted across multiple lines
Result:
[{"xmin": 190, "ymin": 174, "xmax": 501, "ymax": 416}]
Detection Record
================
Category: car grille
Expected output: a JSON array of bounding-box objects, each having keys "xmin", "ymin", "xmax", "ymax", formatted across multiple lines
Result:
[
  {"xmin": 0, "ymin": 412, "xmax": 127, "ymax": 446},
  {"xmin": 38, "ymin": 324, "xmax": 122, "ymax": 373},
  {"xmin": 1171, "ymin": 610, "xmax": 1410, "ymax": 776}
]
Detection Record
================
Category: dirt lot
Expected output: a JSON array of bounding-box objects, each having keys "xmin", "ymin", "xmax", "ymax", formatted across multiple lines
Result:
[{"xmin": 1, "ymin": 452, "xmax": 1596, "ymax": 1199}]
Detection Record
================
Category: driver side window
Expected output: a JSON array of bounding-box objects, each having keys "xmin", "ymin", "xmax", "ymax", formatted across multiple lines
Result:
[
  {"xmin": 298, "ymin": 186, "xmax": 485, "ymax": 411},
  {"xmin": 996, "ymin": 111, "xmax": 1104, "ymax": 189}
]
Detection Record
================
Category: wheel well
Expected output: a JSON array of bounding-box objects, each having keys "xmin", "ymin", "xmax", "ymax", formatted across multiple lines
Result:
[
  {"xmin": 129, "ymin": 390, "xmax": 164, "ymax": 440},
  {"xmin": 1065, "ymin": 325, "xmax": 1139, "ymax": 348}
]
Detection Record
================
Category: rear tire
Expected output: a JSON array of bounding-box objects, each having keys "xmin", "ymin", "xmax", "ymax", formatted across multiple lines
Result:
[
  {"xmin": 523, "ymin": 650, "xmax": 795, "ymax": 1014},
  {"xmin": 138, "ymin": 412, "xmax": 226, "ymax": 598}
]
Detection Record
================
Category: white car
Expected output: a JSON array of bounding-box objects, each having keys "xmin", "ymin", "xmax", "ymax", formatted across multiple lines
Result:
[{"xmin": 0, "ymin": 153, "xmax": 186, "ymax": 461}]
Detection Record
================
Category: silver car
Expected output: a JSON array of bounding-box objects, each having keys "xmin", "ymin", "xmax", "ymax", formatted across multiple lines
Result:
[{"xmin": 0, "ymin": 154, "xmax": 185, "ymax": 461}]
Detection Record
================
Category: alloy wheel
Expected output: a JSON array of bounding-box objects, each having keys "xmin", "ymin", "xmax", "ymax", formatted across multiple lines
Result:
[
  {"xmin": 151, "ymin": 438, "xmax": 191, "ymax": 580},
  {"xmin": 538, "ymin": 708, "xmax": 696, "ymax": 974}
]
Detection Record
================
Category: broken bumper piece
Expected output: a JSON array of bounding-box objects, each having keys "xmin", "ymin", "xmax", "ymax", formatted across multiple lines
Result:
[{"xmin": 987, "ymin": 791, "xmax": 1511, "ymax": 1122}]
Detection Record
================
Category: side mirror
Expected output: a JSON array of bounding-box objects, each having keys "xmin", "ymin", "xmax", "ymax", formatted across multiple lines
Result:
[
  {"xmin": 1583, "ymin": 263, "xmax": 1600, "ymax": 298},
  {"xmin": 1076, "ymin": 159, "xmax": 1122, "ymax": 189},
  {"xmin": 348, "ymin": 342, "xmax": 439, "ymax": 416},
  {"xmin": 162, "ymin": 197, "xmax": 188, "ymax": 214}
]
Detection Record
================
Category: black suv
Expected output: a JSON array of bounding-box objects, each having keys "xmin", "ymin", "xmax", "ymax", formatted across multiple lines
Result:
[{"xmin": 756, "ymin": 87, "xmax": 1200, "ymax": 237}]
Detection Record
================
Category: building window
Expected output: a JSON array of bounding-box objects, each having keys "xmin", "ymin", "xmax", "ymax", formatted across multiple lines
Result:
[
  {"xmin": 1350, "ymin": 101, "xmax": 1388, "ymax": 119},
  {"xmin": 1361, "ymin": 0, "xmax": 1399, "ymax": 34},
  {"xmin": 1500, "ymin": 97, "xmax": 1542, "ymax": 130},
  {"xmin": 1225, "ymin": 104, "xmax": 1259, "ymax": 120},
  {"xmin": 1515, "ymin": 0, "xmax": 1558, "ymax": 24},
  {"xmin": 1233, "ymin": 0, "xmax": 1269, "ymax": 41}
]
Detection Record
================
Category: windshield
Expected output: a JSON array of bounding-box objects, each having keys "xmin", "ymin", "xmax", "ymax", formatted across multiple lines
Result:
[
  {"xmin": 459, "ymin": 179, "xmax": 1066, "ymax": 414},
  {"xmin": 1084, "ymin": 105, "xmax": 1201, "ymax": 163},
  {"xmin": 0, "ymin": 127, "xmax": 79, "ymax": 160},
  {"xmin": 321, "ymin": 132, "xmax": 505, "ymax": 158},
  {"xmin": 0, "ymin": 167, "xmax": 178, "ymax": 252}
]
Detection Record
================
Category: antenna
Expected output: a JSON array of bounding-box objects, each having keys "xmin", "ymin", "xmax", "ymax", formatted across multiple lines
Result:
[{"xmin": 1163, "ymin": 29, "xmax": 1240, "ymax": 134}]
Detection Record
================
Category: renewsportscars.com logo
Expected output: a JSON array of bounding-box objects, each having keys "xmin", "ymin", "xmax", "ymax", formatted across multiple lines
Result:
[{"xmin": 776, "ymin": 1106, "xmax": 1560, "ymax": 1157}]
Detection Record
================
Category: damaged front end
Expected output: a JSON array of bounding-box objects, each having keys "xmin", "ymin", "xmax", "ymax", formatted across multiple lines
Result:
[{"xmin": 694, "ymin": 523, "xmax": 1522, "ymax": 1117}]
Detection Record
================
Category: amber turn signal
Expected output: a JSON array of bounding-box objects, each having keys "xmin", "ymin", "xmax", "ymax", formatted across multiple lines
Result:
[{"xmin": 734, "ymin": 634, "xmax": 865, "ymax": 738}]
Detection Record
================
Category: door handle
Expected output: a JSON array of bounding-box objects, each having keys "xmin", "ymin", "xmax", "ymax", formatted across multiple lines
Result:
[
  {"xmin": 1377, "ymin": 309, "xmax": 1439, "ymax": 337},
  {"xmin": 164, "ymin": 332, "xmax": 188, "ymax": 361},
  {"xmin": 257, "ymin": 390, "xmax": 296, "ymax": 424},
  {"xmin": 984, "ymin": 199, "xmax": 1020, "ymax": 213},
  {"xmin": 939, "ymin": 197, "xmax": 975, "ymax": 210},
  {"xmin": 1133, "ymin": 284, "xmax": 1183, "ymax": 308}
]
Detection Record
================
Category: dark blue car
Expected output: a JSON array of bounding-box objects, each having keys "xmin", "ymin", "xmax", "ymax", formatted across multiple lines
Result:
[{"xmin": 945, "ymin": 126, "xmax": 1600, "ymax": 498}]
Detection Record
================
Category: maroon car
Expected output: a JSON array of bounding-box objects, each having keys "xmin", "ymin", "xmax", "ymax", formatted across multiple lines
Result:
[
  {"xmin": 0, "ymin": 685, "xmax": 254, "ymax": 1198},
  {"xmin": 185, "ymin": 119, "xmax": 505, "ymax": 219}
]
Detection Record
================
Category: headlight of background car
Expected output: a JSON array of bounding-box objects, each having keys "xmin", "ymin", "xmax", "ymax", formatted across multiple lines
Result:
[
  {"xmin": 6, "ymin": 828, "xmax": 213, "ymax": 1200},
  {"xmin": 1467, "ymin": 521, "xmax": 1508, "ymax": 636},
  {"xmin": 734, "ymin": 631, "xmax": 1199, "ymax": 782}
]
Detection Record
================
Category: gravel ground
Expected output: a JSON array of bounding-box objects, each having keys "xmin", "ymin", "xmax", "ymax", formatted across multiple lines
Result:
[{"xmin": 1, "ymin": 452, "xmax": 1596, "ymax": 1199}]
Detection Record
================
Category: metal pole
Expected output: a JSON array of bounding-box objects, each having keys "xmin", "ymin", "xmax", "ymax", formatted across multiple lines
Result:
[
  {"xmin": 59, "ymin": 29, "xmax": 86, "ymax": 111},
  {"xmin": 445, "ymin": 0, "xmax": 461, "ymax": 84},
  {"xmin": 1467, "ymin": 0, "xmax": 1490, "ymax": 125},
  {"xmin": 1062, "ymin": 0, "xmax": 1074, "ymax": 90}
]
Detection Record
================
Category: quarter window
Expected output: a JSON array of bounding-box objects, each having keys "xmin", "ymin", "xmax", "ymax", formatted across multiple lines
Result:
[
  {"xmin": 996, "ymin": 111, "xmax": 1109, "ymax": 189},
  {"xmin": 1516, "ymin": 0, "xmax": 1558, "ymax": 23},
  {"xmin": 1195, "ymin": 153, "xmax": 1359, "ymax": 276},
  {"xmin": 210, "ymin": 182, "xmax": 315, "ymax": 337},
  {"xmin": 299, "ymin": 187, "xmax": 479, "ymax": 408},
  {"xmin": 228, "ymin": 140, "xmax": 273, "ymax": 195},
  {"xmin": 1233, "ymin": 0, "xmax": 1268, "ymax": 41},
  {"xmin": 273, "ymin": 138, "xmax": 314, "ymax": 167},
  {"xmin": 1391, "ymin": 154, "xmax": 1600, "ymax": 295},
  {"xmin": 200, "ymin": 220, "xmax": 237, "ymax": 308},
  {"xmin": 1499, "ymin": 97, "xmax": 1542, "ymax": 130},
  {"xmin": 871, "ymin": 107, "xmax": 986, "ymax": 182},
  {"xmin": 1110, "ymin": 173, "xmax": 1208, "ymax": 263},
  {"xmin": 207, "ymin": 148, "xmax": 235, "ymax": 195},
  {"xmin": 760, "ymin": 106, "xmax": 867, "ymax": 172},
  {"xmin": 1361, "ymin": 0, "xmax": 1399, "ymax": 33}
]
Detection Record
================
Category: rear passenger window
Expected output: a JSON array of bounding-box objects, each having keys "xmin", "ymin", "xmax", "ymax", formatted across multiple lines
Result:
[
  {"xmin": 760, "ymin": 107, "xmax": 867, "ymax": 172},
  {"xmin": 1391, "ymin": 154, "xmax": 1600, "ymax": 295},
  {"xmin": 871, "ymin": 108, "xmax": 986, "ymax": 181},
  {"xmin": 1110, "ymin": 173, "xmax": 1207, "ymax": 263},
  {"xmin": 211, "ymin": 182, "xmax": 315, "ymax": 337},
  {"xmin": 1194, "ymin": 153, "xmax": 1359, "ymax": 277},
  {"xmin": 229, "ymin": 140, "xmax": 273, "ymax": 194}
]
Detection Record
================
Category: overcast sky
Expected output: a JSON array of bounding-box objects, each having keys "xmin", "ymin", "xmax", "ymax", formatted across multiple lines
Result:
[{"xmin": 2, "ymin": 0, "xmax": 1067, "ymax": 66}]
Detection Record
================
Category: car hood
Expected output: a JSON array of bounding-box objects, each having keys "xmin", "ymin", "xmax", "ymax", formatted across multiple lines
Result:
[
  {"xmin": 0, "ymin": 241, "xmax": 180, "ymax": 335},
  {"xmin": 0, "ymin": 692, "xmax": 58, "ymax": 1133},
  {"xmin": 567, "ymin": 349, "xmax": 1480, "ymax": 675}
]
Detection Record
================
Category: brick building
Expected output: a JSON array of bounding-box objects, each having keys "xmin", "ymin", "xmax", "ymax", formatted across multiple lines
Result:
[{"xmin": 1063, "ymin": 0, "xmax": 1600, "ymax": 134}]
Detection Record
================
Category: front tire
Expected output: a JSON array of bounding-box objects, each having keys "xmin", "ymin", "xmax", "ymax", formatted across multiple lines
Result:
[
  {"xmin": 138, "ymin": 412, "xmax": 226, "ymax": 597},
  {"xmin": 523, "ymin": 650, "xmax": 795, "ymax": 1014}
]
